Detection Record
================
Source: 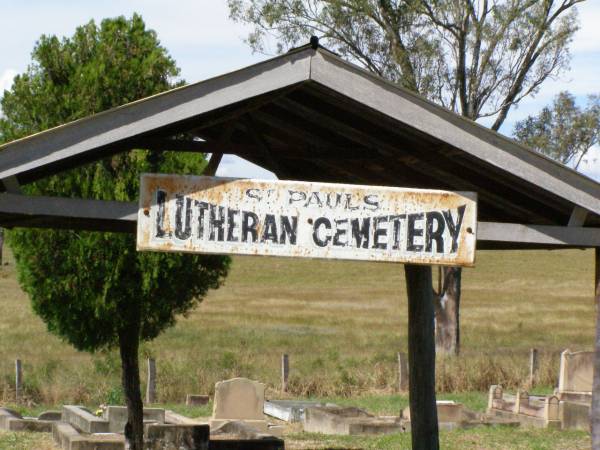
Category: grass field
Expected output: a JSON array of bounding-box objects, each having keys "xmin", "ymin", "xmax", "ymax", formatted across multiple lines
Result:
[{"xmin": 0, "ymin": 246, "xmax": 595, "ymax": 448}]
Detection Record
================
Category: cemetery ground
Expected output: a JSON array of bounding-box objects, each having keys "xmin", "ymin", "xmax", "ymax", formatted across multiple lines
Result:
[{"xmin": 0, "ymin": 247, "xmax": 595, "ymax": 448}]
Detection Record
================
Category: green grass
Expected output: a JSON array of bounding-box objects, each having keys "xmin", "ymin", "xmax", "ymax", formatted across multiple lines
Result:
[
  {"xmin": 0, "ymin": 430, "xmax": 55, "ymax": 450},
  {"xmin": 284, "ymin": 428, "xmax": 590, "ymax": 450},
  {"xmin": 0, "ymin": 247, "xmax": 595, "ymax": 448}
]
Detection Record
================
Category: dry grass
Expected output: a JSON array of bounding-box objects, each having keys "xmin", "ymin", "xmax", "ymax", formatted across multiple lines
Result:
[{"xmin": 0, "ymin": 246, "xmax": 594, "ymax": 406}]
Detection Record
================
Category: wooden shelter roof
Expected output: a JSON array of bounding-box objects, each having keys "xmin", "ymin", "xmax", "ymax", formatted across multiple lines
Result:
[{"xmin": 0, "ymin": 44, "xmax": 599, "ymax": 249}]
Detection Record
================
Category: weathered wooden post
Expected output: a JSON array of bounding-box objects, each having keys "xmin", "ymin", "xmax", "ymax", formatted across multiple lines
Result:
[
  {"xmin": 15, "ymin": 359, "xmax": 22, "ymax": 403},
  {"xmin": 146, "ymin": 358, "xmax": 156, "ymax": 404},
  {"xmin": 397, "ymin": 352, "xmax": 408, "ymax": 392},
  {"xmin": 405, "ymin": 264, "xmax": 439, "ymax": 450},
  {"xmin": 281, "ymin": 354, "xmax": 289, "ymax": 393},
  {"xmin": 591, "ymin": 248, "xmax": 600, "ymax": 447},
  {"xmin": 529, "ymin": 348, "xmax": 538, "ymax": 388}
]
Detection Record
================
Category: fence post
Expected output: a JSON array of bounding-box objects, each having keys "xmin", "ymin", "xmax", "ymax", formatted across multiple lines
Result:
[
  {"xmin": 281, "ymin": 354, "xmax": 289, "ymax": 393},
  {"xmin": 398, "ymin": 352, "xmax": 408, "ymax": 392},
  {"xmin": 529, "ymin": 348, "xmax": 539, "ymax": 388},
  {"xmin": 146, "ymin": 358, "xmax": 156, "ymax": 404},
  {"xmin": 15, "ymin": 359, "xmax": 22, "ymax": 403}
]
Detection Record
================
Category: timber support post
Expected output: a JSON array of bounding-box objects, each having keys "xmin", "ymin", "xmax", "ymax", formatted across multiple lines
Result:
[
  {"xmin": 405, "ymin": 264, "xmax": 439, "ymax": 450},
  {"xmin": 146, "ymin": 358, "xmax": 156, "ymax": 404},
  {"xmin": 591, "ymin": 248, "xmax": 600, "ymax": 446},
  {"xmin": 529, "ymin": 348, "xmax": 538, "ymax": 388},
  {"xmin": 15, "ymin": 359, "xmax": 22, "ymax": 403},
  {"xmin": 281, "ymin": 354, "xmax": 289, "ymax": 393}
]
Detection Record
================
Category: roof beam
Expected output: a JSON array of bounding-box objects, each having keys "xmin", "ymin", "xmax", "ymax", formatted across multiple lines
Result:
[
  {"xmin": 1, "ymin": 193, "xmax": 599, "ymax": 248},
  {"xmin": 310, "ymin": 50, "xmax": 600, "ymax": 216},
  {"xmin": 0, "ymin": 50, "xmax": 313, "ymax": 183},
  {"xmin": 568, "ymin": 206, "xmax": 588, "ymax": 227},
  {"xmin": 287, "ymin": 88, "xmax": 569, "ymax": 223},
  {"xmin": 1, "ymin": 176, "xmax": 21, "ymax": 194}
]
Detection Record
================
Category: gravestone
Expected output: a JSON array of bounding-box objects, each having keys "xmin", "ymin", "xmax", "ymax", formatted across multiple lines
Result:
[
  {"xmin": 558, "ymin": 349, "xmax": 593, "ymax": 395},
  {"xmin": 186, "ymin": 395, "xmax": 210, "ymax": 406},
  {"xmin": 209, "ymin": 378, "xmax": 268, "ymax": 432}
]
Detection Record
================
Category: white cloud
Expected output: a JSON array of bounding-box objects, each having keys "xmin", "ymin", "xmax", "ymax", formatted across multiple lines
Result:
[
  {"xmin": 216, "ymin": 155, "xmax": 276, "ymax": 179},
  {"xmin": 0, "ymin": 69, "xmax": 17, "ymax": 95},
  {"xmin": 576, "ymin": 145, "xmax": 600, "ymax": 181},
  {"xmin": 570, "ymin": 2, "xmax": 600, "ymax": 53}
]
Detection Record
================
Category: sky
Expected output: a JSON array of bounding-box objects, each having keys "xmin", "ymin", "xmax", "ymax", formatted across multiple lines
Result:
[{"xmin": 0, "ymin": 0, "xmax": 599, "ymax": 180}]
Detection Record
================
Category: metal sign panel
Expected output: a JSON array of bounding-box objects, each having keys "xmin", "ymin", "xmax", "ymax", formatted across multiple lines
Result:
[{"xmin": 137, "ymin": 174, "xmax": 477, "ymax": 266}]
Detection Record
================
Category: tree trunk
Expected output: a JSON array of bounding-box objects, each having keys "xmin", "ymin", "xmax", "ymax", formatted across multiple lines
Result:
[
  {"xmin": 405, "ymin": 264, "xmax": 439, "ymax": 450},
  {"xmin": 0, "ymin": 227, "xmax": 4, "ymax": 267},
  {"xmin": 119, "ymin": 325, "xmax": 144, "ymax": 450},
  {"xmin": 434, "ymin": 266, "xmax": 462, "ymax": 356},
  {"xmin": 591, "ymin": 248, "xmax": 600, "ymax": 447}
]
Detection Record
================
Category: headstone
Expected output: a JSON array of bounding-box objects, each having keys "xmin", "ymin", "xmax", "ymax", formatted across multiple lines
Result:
[
  {"xmin": 514, "ymin": 390, "xmax": 529, "ymax": 414},
  {"xmin": 186, "ymin": 394, "xmax": 210, "ymax": 406},
  {"xmin": 487, "ymin": 385, "xmax": 503, "ymax": 410},
  {"xmin": 544, "ymin": 396, "xmax": 559, "ymax": 421},
  {"xmin": 209, "ymin": 378, "xmax": 267, "ymax": 432},
  {"xmin": 558, "ymin": 349, "xmax": 593, "ymax": 393}
]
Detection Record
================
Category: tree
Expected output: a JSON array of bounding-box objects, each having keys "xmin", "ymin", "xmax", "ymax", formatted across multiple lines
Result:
[
  {"xmin": 0, "ymin": 15, "xmax": 230, "ymax": 450},
  {"xmin": 228, "ymin": 0, "xmax": 583, "ymax": 356},
  {"xmin": 514, "ymin": 91, "xmax": 600, "ymax": 169}
]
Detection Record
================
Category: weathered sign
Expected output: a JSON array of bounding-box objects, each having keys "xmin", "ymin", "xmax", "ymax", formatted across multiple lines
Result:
[{"xmin": 137, "ymin": 174, "xmax": 477, "ymax": 266}]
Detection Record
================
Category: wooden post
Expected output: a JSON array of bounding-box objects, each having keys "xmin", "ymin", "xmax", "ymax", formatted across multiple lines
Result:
[
  {"xmin": 15, "ymin": 359, "xmax": 22, "ymax": 403},
  {"xmin": 146, "ymin": 358, "xmax": 156, "ymax": 404},
  {"xmin": 397, "ymin": 352, "xmax": 408, "ymax": 392},
  {"xmin": 281, "ymin": 354, "xmax": 289, "ymax": 393},
  {"xmin": 591, "ymin": 248, "xmax": 600, "ymax": 446},
  {"xmin": 0, "ymin": 227, "xmax": 4, "ymax": 267},
  {"xmin": 529, "ymin": 348, "xmax": 538, "ymax": 388},
  {"xmin": 405, "ymin": 264, "xmax": 439, "ymax": 450}
]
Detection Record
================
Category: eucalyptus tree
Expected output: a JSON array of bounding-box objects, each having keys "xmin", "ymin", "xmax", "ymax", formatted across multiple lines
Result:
[
  {"xmin": 228, "ymin": 0, "xmax": 583, "ymax": 355},
  {"xmin": 515, "ymin": 91, "xmax": 600, "ymax": 169}
]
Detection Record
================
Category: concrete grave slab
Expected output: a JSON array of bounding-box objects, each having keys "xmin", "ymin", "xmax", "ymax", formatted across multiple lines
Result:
[
  {"xmin": 52, "ymin": 421, "xmax": 124, "ymax": 450},
  {"xmin": 402, "ymin": 400, "xmax": 464, "ymax": 423},
  {"xmin": 210, "ymin": 378, "xmax": 268, "ymax": 432},
  {"xmin": 304, "ymin": 406, "xmax": 402, "ymax": 436},
  {"xmin": 145, "ymin": 423, "xmax": 209, "ymax": 450},
  {"xmin": 62, "ymin": 405, "xmax": 109, "ymax": 434},
  {"xmin": 102, "ymin": 405, "xmax": 165, "ymax": 433},
  {"xmin": 0, "ymin": 408, "xmax": 54, "ymax": 432},
  {"xmin": 186, "ymin": 395, "xmax": 210, "ymax": 406},
  {"xmin": 0, "ymin": 408, "xmax": 21, "ymax": 429},
  {"xmin": 38, "ymin": 410, "xmax": 62, "ymax": 421},
  {"xmin": 560, "ymin": 401, "xmax": 591, "ymax": 431},
  {"xmin": 264, "ymin": 400, "xmax": 328, "ymax": 423},
  {"xmin": 210, "ymin": 421, "xmax": 285, "ymax": 450}
]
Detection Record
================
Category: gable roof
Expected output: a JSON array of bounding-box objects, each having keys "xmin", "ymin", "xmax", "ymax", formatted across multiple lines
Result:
[{"xmin": 1, "ymin": 45, "xmax": 599, "ymax": 228}]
